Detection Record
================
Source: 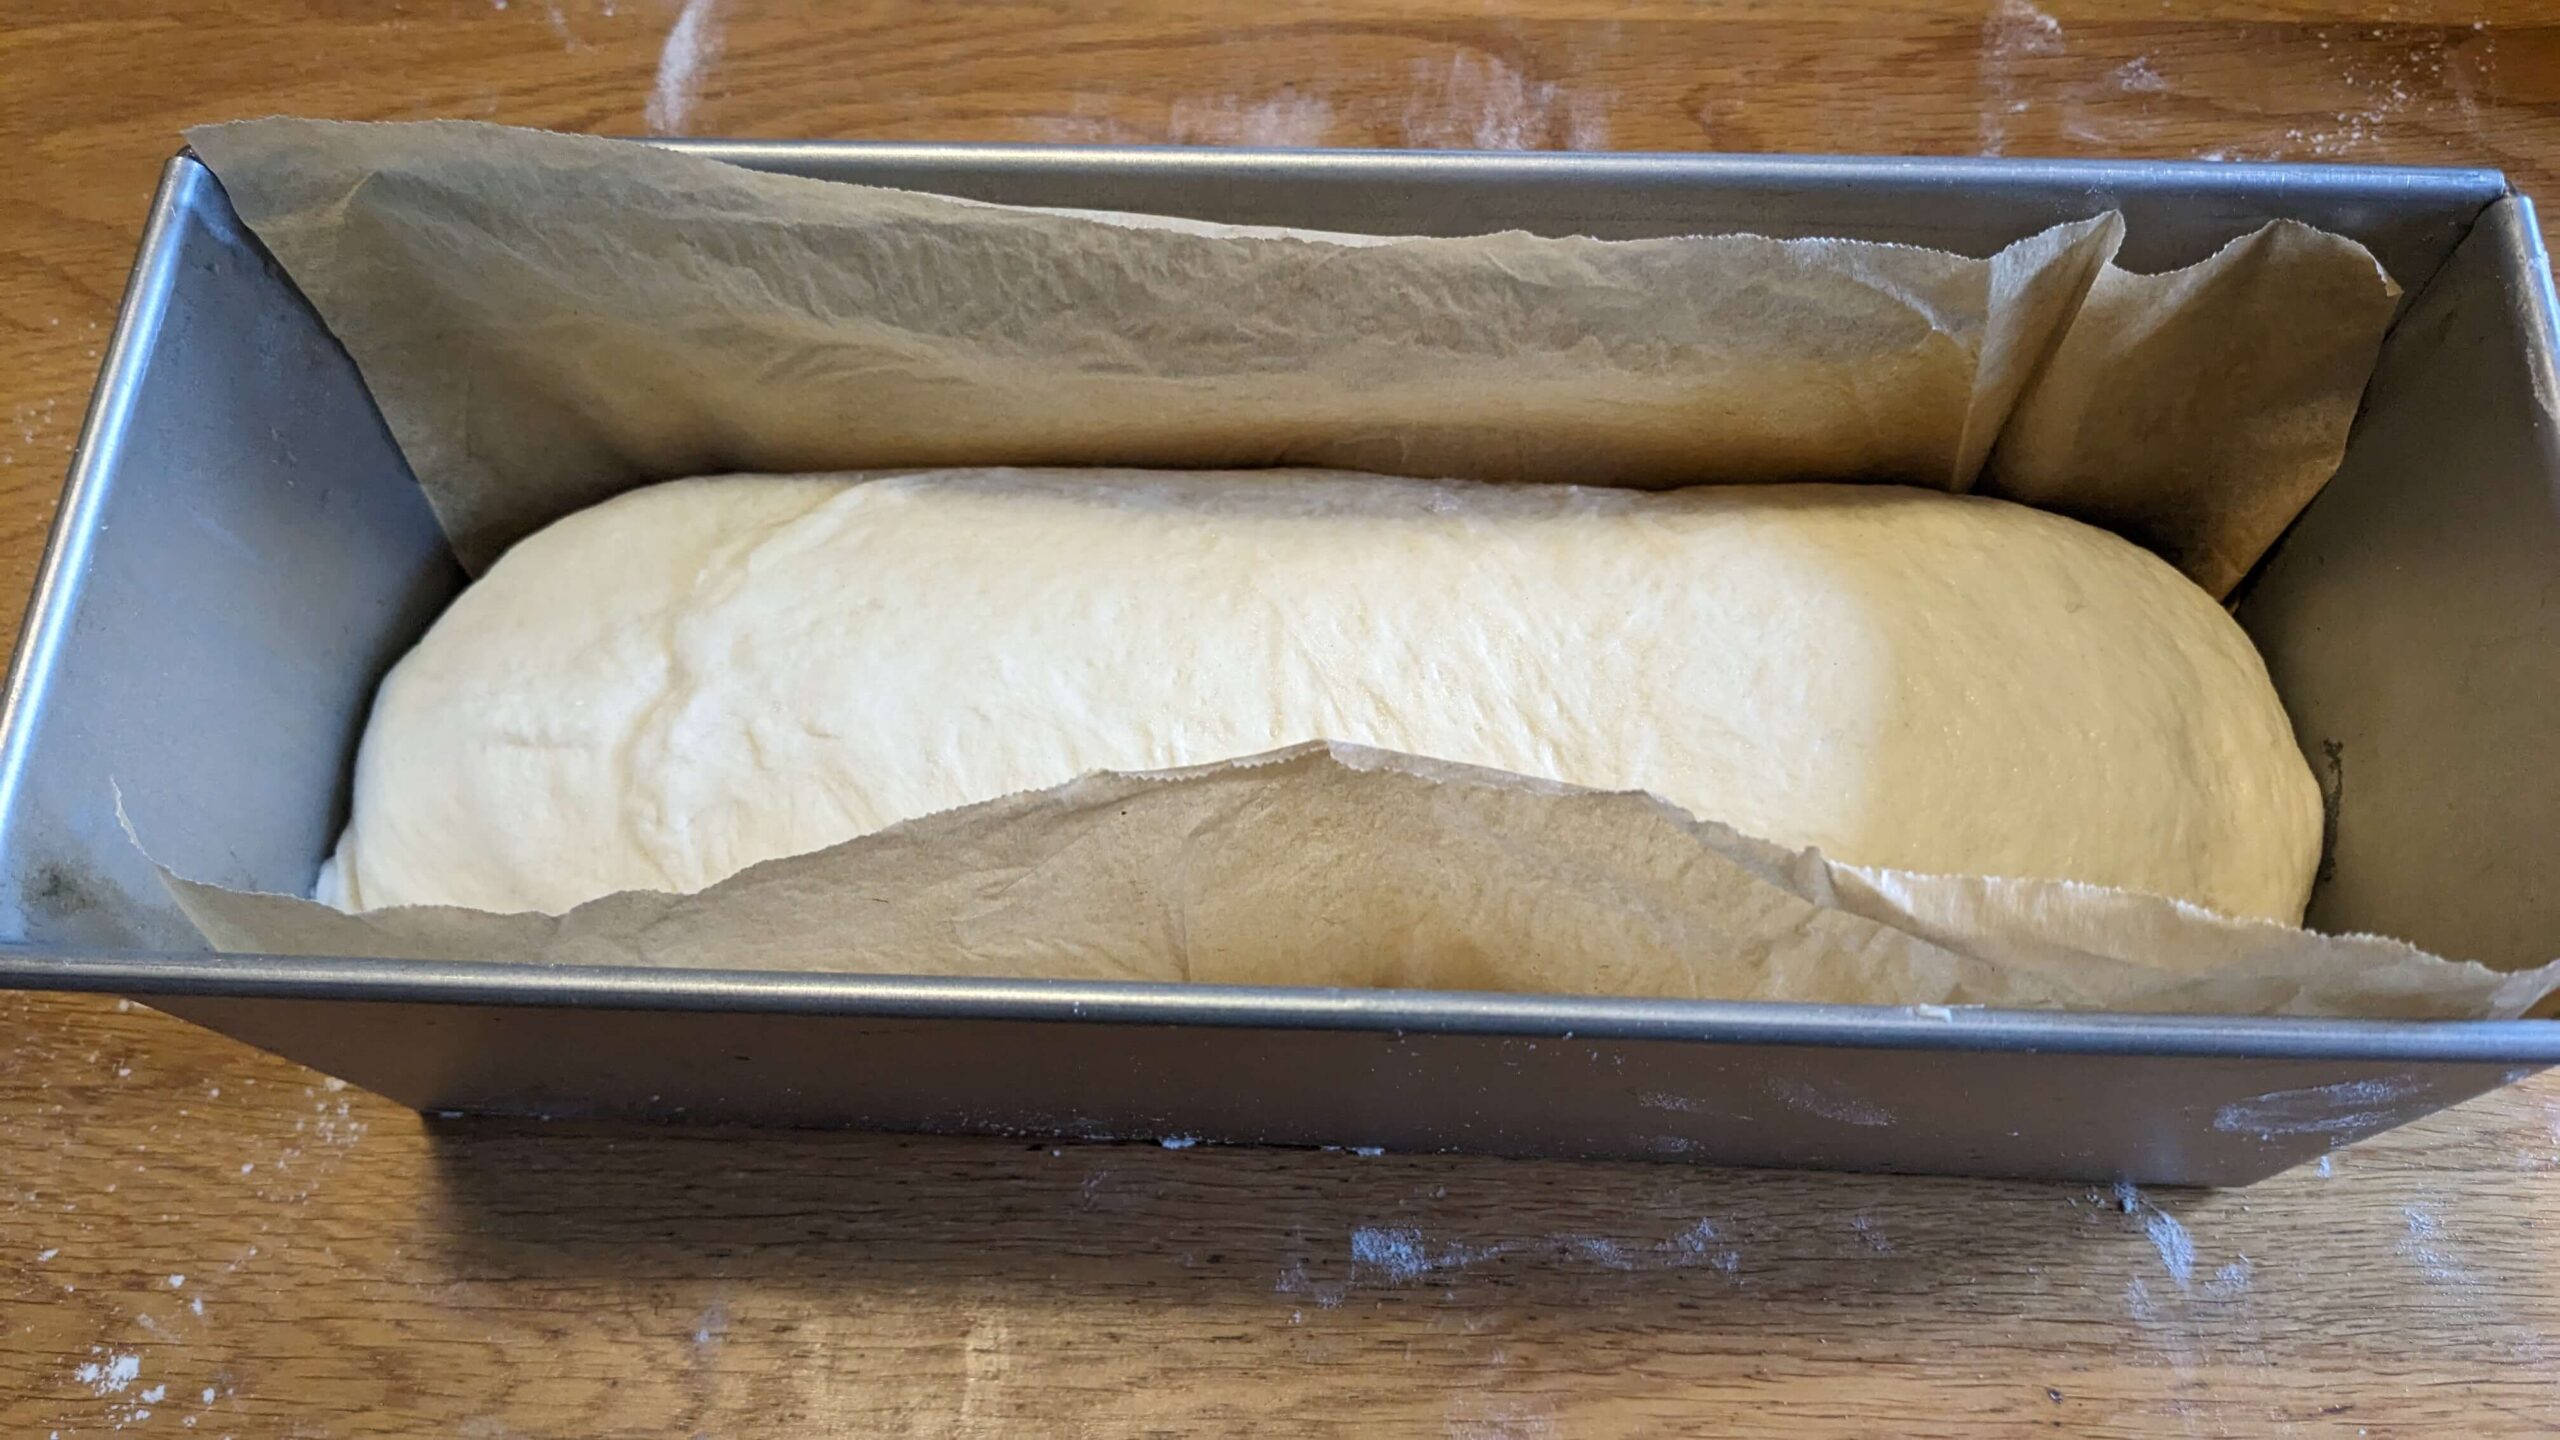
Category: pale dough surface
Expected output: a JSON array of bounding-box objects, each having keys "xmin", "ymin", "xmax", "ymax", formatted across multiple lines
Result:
[{"xmin": 318, "ymin": 470, "xmax": 2322, "ymax": 922}]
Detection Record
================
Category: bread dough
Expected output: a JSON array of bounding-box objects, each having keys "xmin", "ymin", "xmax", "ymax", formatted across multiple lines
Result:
[{"xmin": 318, "ymin": 470, "xmax": 2321, "ymax": 922}]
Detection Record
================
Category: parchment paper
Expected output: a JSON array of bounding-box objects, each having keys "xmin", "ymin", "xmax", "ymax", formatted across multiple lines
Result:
[
  {"xmin": 164, "ymin": 743, "xmax": 2560, "ymax": 1019},
  {"xmin": 182, "ymin": 120, "xmax": 2398, "ymax": 594},
  {"xmin": 1980, "ymin": 220, "xmax": 2404, "ymax": 596},
  {"xmin": 163, "ymin": 119, "xmax": 2549, "ymax": 1020},
  {"xmin": 186, "ymin": 120, "xmax": 2144, "ymax": 575}
]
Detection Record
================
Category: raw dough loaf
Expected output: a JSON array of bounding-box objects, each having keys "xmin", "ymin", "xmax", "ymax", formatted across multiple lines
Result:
[{"xmin": 318, "ymin": 469, "xmax": 2322, "ymax": 922}]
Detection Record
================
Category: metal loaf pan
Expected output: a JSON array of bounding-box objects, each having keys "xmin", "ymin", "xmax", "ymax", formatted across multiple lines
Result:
[{"xmin": 2, "ymin": 145, "xmax": 2555, "ymax": 1186}]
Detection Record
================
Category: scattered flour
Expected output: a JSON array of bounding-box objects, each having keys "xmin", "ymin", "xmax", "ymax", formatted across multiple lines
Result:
[
  {"xmin": 2279, "ymin": 34, "xmax": 2455, "ymax": 159},
  {"xmin": 1977, "ymin": 0, "xmax": 2066, "ymax": 155},
  {"xmin": 2213, "ymin": 1076, "xmax": 2423, "ymax": 1139},
  {"xmin": 1446, "ymin": 1393, "xmax": 1562, "ymax": 1439},
  {"xmin": 2399, "ymin": 1205, "xmax": 2478, "ymax": 1289},
  {"xmin": 1401, "ymin": 53, "xmax": 1606, "ymax": 151},
  {"xmin": 1763, "ymin": 1077, "xmax": 1893, "ymax": 1128},
  {"xmin": 542, "ymin": 1, "xmax": 580, "ymax": 46},
  {"xmin": 2208, "ymin": 1257, "xmax": 2254, "ymax": 1297},
  {"xmin": 2113, "ymin": 56, "xmax": 2168, "ymax": 93},
  {"xmin": 74, "ymin": 1353, "xmax": 141, "ymax": 1395},
  {"xmin": 1319, "ymin": 1215, "xmax": 1741, "ymax": 1294},
  {"xmin": 1167, "ymin": 93, "xmax": 1333, "ymax": 147},
  {"xmin": 2112, "ymin": 1180, "xmax": 2195, "ymax": 1288},
  {"xmin": 1849, "ymin": 1213, "xmax": 1894, "ymax": 1254},
  {"xmin": 644, "ymin": 0, "xmax": 723, "ymax": 134},
  {"xmin": 1349, "ymin": 1226, "xmax": 1506, "ymax": 1282},
  {"xmin": 2145, "ymin": 1209, "xmax": 2196, "ymax": 1287}
]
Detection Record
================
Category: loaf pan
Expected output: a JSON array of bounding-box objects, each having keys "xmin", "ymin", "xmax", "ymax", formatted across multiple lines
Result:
[{"xmin": 2, "ymin": 144, "xmax": 2555, "ymax": 1186}]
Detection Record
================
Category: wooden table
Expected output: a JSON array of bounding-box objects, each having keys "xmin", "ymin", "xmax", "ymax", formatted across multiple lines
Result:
[{"xmin": 7, "ymin": 2, "xmax": 2560, "ymax": 1433}]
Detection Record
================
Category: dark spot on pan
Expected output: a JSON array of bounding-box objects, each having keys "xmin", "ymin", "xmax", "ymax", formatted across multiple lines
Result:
[
  {"xmin": 9, "ymin": 852, "xmax": 155, "ymax": 947},
  {"xmin": 22, "ymin": 858, "xmax": 110, "ymax": 923},
  {"xmin": 2314, "ymin": 739, "xmax": 2344, "ymax": 889}
]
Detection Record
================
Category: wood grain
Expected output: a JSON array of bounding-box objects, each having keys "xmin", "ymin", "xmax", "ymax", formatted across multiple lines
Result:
[{"xmin": 6, "ymin": 1, "xmax": 2560, "ymax": 1434}]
